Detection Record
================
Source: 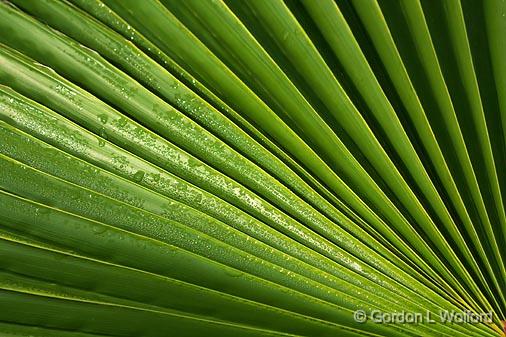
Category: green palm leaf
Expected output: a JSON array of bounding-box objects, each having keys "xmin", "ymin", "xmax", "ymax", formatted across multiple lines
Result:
[{"xmin": 0, "ymin": 0, "xmax": 504, "ymax": 336}]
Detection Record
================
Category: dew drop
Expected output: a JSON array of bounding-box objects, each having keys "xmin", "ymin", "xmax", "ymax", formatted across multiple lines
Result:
[
  {"xmin": 98, "ymin": 114, "xmax": 108, "ymax": 124},
  {"xmin": 133, "ymin": 170, "xmax": 145, "ymax": 182}
]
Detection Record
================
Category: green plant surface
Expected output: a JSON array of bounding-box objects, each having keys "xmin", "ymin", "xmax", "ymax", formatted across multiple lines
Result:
[{"xmin": 0, "ymin": 0, "xmax": 504, "ymax": 336}]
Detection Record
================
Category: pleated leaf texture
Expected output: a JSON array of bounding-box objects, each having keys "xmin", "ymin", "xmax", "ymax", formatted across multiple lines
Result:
[{"xmin": 0, "ymin": 0, "xmax": 504, "ymax": 336}]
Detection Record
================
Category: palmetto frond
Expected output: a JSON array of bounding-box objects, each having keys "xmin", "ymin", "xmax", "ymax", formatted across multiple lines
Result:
[{"xmin": 0, "ymin": 0, "xmax": 504, "ymax": 336}]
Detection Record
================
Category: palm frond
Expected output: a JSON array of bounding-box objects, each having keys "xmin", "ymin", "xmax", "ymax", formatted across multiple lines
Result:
[{"xmin": 0, "ymin": 0, "xmax": 504, "ymax": 336}]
